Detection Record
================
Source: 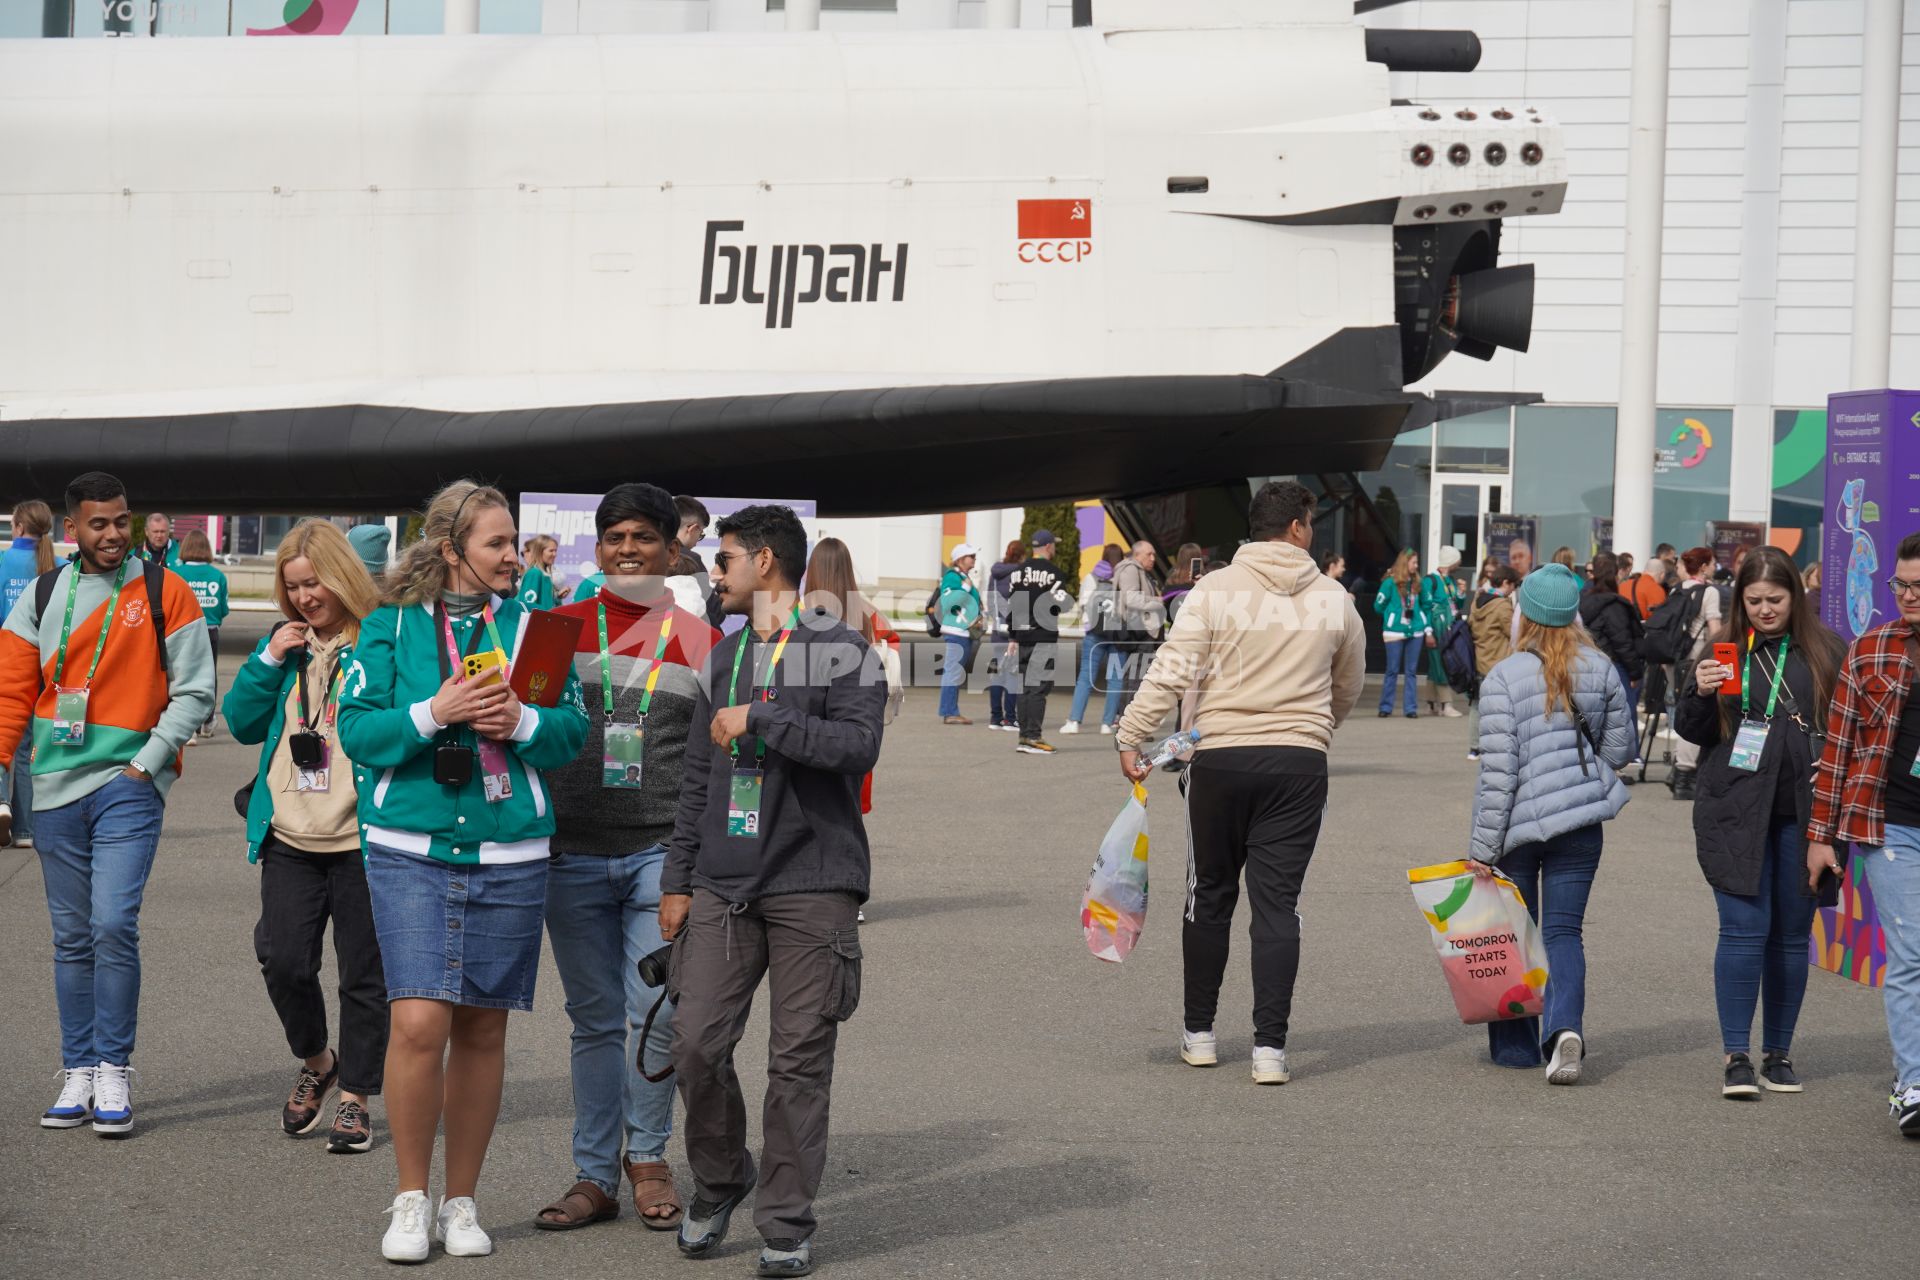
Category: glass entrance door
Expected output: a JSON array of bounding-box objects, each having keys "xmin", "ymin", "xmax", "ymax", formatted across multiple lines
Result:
[{"xmin": 1430, "ymin": 473, "xmax": 1506, "ymax": 579}]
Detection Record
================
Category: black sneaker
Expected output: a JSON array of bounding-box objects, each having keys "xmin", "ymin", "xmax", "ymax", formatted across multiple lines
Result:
[
  {"xmin": 282, "ymin": 1054, "xmax": 340, "ymax": 1136},
  {"xmin": 1760, "ymin": 1052, "xmax": 1803, "ymax": 1093},
  {"xmin": 1377, "ymin": 711, "xmax": 1391, "ymax": 718},
  {"xmin": 1722, "ymin": 1053, "xmax": 1761, "ymax": 1100},
  {"xmin": 327, "ymin": 1098, "xmax": 374, "ymax": 1153},
  {"xmin": 1893, "ymin": 1083, "xmax": 1920, "ymax": 1137}
]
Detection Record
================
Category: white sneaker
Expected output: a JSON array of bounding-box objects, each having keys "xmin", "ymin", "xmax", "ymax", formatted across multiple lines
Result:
[
  {"xmin": 1099, "ymin": 723, "xmax": 1115, "ymax": 735},
  {"xmin": 1059, "ymin": 721, "xmax": 1081, "ymax": 735},
  {"xmin": 1441, "ymin": 704, "xmax": 1464, "ymax": 718},
  {"xmin": 91, "ymin": 1062, "xmax": 133, "ymax": 1135},
  {"xmin": 41, "ymin": 1066, "xmax": 94, "ymax": 1128},
  {"xmin": 1546, "ymin": 1031, "xmax": 1584, "ymax": 1085},
  {"xmin": 382, "ymin": 1190, "xmax": 431, "ymax": 1264},
  {"xmin": 1180, "ymin": 1029, "xmax": 1218, "ymax": 1067},
  {"xmin": 434, "ymin": 1196, "xmax": 494, "ymax": 1257},
  {"xmin": 1251, "ymin": 1046, "xmax": 1291, "ymax": 1085}
]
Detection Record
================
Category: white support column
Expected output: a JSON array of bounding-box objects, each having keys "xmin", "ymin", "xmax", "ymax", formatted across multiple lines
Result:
[
  {"xmin": 1611, "ymin": 0, "xmax": 1672, "ymax": 561},
  {"xmin": 1852, "ymin": 0, "xmax": 1903, "ymax": 389},
  {"xmin": 786, "ymin": 0, "xmax": 822, "ymax": 31},
  {"xmin": 1727, "ymin": 0, "xmax": 1787, "ymax": 524},
  {"xmin": 445, "ymin": 0, "xmax": 480, "ymax": 34},
  {"xmin": 986, "ymin": 0, "xmax": 1021, "ymax": 27}
]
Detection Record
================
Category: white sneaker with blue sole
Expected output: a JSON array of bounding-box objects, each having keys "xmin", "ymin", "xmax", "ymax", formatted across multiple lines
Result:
[
  {"xmin": 92, "ymin": 1063, "xmax": 133, "ymax": 1136},
  {"xmin": 41, "ymin": 1067, "xmax": 94, "ymax": 1128}
]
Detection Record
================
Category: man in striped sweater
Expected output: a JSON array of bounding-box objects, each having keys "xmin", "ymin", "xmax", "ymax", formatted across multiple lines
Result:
[{"xmin": 0, "ymin": 471, "xmax": 214, "ymax": 1137}]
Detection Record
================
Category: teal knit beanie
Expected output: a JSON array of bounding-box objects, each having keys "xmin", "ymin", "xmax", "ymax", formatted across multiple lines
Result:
[{"xmin": 1517, "ymin": 563, "xmax": 1581, "ymax": 627}]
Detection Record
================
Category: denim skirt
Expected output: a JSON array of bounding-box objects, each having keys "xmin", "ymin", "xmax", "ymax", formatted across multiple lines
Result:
[{"xmin": 363, "ymin": 844, "xmax": 547, "ymax": 1012}]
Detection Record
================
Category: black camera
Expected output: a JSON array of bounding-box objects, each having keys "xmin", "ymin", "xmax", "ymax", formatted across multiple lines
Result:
[
  {"xmin": 637, "ymin": 943, "xmax": 674, "ymax": 989},
  {"xmin": 434, "ymin": 743, "xmax": 475, "ymax": 787},
  {"xmin": 289, "ymin": 731, "xmax": 326, "ymax": 770}
]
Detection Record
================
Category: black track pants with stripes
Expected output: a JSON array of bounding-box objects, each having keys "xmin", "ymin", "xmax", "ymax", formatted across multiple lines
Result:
[{"xmin": 1181, "ymin": 747, "xmax": 1328, "ymax": 1050}]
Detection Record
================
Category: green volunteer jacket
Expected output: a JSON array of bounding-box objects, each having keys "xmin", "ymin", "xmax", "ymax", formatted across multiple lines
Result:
[
  {"xmin": 176, "ymin": 561, "xmax": 230, "ymax": 627},
  {"xmin": 518, "ymin": 565, "xmax": 557, "ymax": 611},
  {"xmin": 224, "ymin": 631, "xmax": 360, "ymax": 863},
  {"xmin": 337, "ymin": 598, "xmax": 588, "ymax": 865}
]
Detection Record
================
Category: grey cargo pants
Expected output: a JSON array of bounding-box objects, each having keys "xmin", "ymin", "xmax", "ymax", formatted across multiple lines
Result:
[{"xmin": 670, "ymin": 888, "xmax": 863, "ymax": 1243}]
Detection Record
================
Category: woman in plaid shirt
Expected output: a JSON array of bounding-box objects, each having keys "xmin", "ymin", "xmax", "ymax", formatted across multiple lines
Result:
[{"xmin": 1807, "ymin": 530, "xmax": 1920, "ymax": 1138}]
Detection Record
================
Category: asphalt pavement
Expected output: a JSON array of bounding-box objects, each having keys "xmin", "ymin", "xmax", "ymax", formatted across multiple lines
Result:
[{"xmin": 1, "ymin": 616, "xmax": 1913, "ymax": 1279}]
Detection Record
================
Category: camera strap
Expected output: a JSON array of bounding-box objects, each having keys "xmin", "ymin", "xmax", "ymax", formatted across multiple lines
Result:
[{"xmin": 635, "ymin": 989, "xmax": 674, "ymax": 1084}]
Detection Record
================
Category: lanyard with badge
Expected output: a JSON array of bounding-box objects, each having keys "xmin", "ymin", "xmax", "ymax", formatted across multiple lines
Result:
[
  {"xmin": 50, "ymin": 560, "xmax": 131, "ymax": 747},
  {"xmin": 726, "ymin": 610, "xmax": 798, "ymax": 838},
  {"xmin": 437, "ymin": 604, "xmax": 516, "ymax": 803},
  {"xmin": 600, "ymin": 603, "xmax": 675, "ymax": 790},
  {"xmin": 287, "ymin": 643, "xmax": 343, "ymax": 793},
  {"xmin": 1728, "ymin": 631, "xmax": 1790, "ymax": 773}
]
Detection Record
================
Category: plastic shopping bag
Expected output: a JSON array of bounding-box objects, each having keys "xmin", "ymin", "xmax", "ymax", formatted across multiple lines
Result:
[
  {"xmin": 1407, "ymin": 860, "xmax": 1548, "ymax": 1024},
  {"xmin": 1082, "ymin": 783, "xmax": 1150, "ymax": 963}
]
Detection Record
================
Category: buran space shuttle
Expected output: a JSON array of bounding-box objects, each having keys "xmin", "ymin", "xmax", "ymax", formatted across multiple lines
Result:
[{"xmin": 0, "ymin": 0, "xmax": 1563, "ymax": 517}]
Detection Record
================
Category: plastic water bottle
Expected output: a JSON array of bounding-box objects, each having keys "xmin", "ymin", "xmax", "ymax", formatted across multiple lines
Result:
[{"xmin": 1145, "ymin": 729, "xmax": 1202, "ymax": 769}]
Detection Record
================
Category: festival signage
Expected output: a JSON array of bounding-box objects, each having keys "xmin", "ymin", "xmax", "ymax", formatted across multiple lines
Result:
[
  {"xmin": 1821, "ymin": 389, "xmax": 1920, "ymax": 642},
  {"xmin": 1483, "ymin": 514, "xmax": 1540, "ymax": 571},
  {"xmin": 1706, "ymin": 521, "xmax": 1767, "ymax": 573},
  {"xmin": 518, "ymin": 493, "xmax": 819, "ymax": 596}
]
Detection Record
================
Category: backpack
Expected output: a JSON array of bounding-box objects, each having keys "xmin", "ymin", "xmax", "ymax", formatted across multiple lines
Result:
[
  {"xmin": 1438, "ymin": 616, "xmax": 1480, "ymax": 698},
  {"xmin": 34, "ymin": 560, "xmax": 170, "ymax": 679},
  {"xmin": 1638, "ymin": 586, "xmax": 1705, "ymax": 665}
]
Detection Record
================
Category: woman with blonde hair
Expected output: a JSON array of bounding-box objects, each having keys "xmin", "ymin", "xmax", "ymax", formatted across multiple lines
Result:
[
  {"xmin": 224, "ymin": 520, "xmax": 387, "ymax": 1153},
  {"xmin": 519, "ymin": 534, "xmax": 560, "ymax": 610},
  {"xmin": 337, "ymin": 481, "xmax": 588, "ymax": 1262},
  {"xmin": 1373, "ymin": 548, "xmax": 1429, "ymax": 717},
  {"xmin": 1, "ymin": 500, "xmax": 56, "ymax": 847},
  {"xmin": 1468, "ymin": 563, "xmax": 1637, "ymax": 1083}
]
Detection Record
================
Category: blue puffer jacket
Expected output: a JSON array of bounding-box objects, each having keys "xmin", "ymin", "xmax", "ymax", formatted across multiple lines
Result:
[{"xmin": 1469, "ymin": 645, "xmax": 1637, "ymax": 862}]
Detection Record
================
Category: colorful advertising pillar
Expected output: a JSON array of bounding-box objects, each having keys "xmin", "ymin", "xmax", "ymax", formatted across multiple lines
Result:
[{"xmin": 1821, "ymin": 389, "xmax": 1920, "ymax": 643}]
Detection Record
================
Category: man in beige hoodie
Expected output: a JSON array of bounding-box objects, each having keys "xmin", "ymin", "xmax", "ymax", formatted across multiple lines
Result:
[{"xmin": 1116, "ymin": 480, "xmax": 1366, "ymax": 1085}]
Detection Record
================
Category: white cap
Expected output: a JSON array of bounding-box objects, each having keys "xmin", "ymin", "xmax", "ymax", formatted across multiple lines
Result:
[
  {"xmin": 951, "ymin": 543, "xmax": 980, "ymax": 562},
  {"xmin": 1436, "ymin": 545, "xmax": 1462, "ymax": 571}
]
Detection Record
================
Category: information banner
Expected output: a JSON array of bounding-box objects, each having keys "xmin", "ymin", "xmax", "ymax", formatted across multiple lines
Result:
[
  {"xmin": 1706, "ymin": 521, "xmax": 1767, "ymax": 573},
  {"xmin": 1821, "ymin": 389, "xmax": 1920, "ymax": 642},
  {"xmin": 518, "ymin": 494, "xmax": 820, "ymax": 597},
  {"xmin": 1483, "ymin": 514, "xmax": 1540, "ymax": 572},
  {"xmin": 1589, "ymin": 517, "xmax": 1612, "ymax": 559}
]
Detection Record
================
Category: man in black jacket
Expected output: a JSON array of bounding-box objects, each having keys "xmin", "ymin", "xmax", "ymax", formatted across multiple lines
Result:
[
  {"xmin": 1004, "ymin": 528, "xmax": 1072, "ymax": 756},
  {"xmin": 660, "ymin": 504, "xmax": 885, "ymax": 1278}
]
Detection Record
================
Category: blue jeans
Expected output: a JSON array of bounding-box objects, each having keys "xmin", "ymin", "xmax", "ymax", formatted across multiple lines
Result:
[
  {"xmin": 9, "ymin": 739, "xmax": 32, "ymax": 842},
  {"xmin": 1486, "ymin": 824, "xmax": 1604, "ymax": 1066},
  {"xmin": 1865, "ymin": 826, "xmax": 1920, "ymax": 1086},
  {"xmin": 1711, "ymin": 817, "xmax": 1817, "ymax": 1056},
  {"xmin": 937, "ymin": 635, "xmax": 974, "ymax": 718},
  {"xmin": 986, "ymin": 641, "xmax": 1021, "ymax": 725},
  {"xmin": 1068, "ymin": 635, "xmax": 1125, "ymax": 727},
  {"xmin": 545, "ymin": 846, "xmax": 676, "ymax": 1194},
  {"xmin": 1379, "ymin": 637, "xmax": 1422, "ymax": 715},
  {"xmin": 34, "ymin": 774, "xmax": 165, "ymax": 1068}
]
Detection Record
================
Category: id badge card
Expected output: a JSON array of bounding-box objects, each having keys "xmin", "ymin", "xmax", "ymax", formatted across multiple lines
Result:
[
  {"xmin": 291, "ymin": 739, "xmax": 332, "ymax": 794},
  {"xmin": 477, "ymin": 738, "xmax": 514, "ymax": 804},
  {"xmin": 1909, "ymin": 746, "xmax": 1920, "ymax": 780},
  {"xmin": 603, "ymin": 722, "xmax": 645, "ymax": 789},
  {"xmin": 727, "ymin": 769, "xmax": 764, "ymax": 838},
  {"xmin": 1729, "ymin": 720, "xmax": 1770, "ymax": 773},
  {"xmin": 52, "ymin": 686, "xmax": 90, "ymax": 747}
]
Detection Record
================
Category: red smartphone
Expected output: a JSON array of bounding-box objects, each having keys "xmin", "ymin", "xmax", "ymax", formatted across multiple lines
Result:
[{"xmin": 1713, "ymin": 642, "xmax": 1741, "ymax": 697}]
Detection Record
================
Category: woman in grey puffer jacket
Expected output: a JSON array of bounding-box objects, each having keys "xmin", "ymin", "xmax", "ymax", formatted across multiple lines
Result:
[{"xmin": 1468, "ymin": 563, "xmax": 1638, "ymax": 1084}]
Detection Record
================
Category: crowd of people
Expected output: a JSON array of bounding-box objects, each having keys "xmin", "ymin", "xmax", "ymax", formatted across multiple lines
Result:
[
  {"xmin": 0, "ymin": 474, "xmax": 885, "ymax": 1274},
  {"xmin": 0, "ymin": 474, "xmax": 1915, "ymax": 1276}
]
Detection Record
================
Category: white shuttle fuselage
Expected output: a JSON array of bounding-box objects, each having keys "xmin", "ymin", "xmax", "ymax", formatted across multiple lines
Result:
[{"xmin": 0, "ymin": 0, "xmax": 1565, "ymax": 514}]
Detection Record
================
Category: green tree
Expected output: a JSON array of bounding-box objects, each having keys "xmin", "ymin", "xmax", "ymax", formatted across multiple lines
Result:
[{"xmin": 1022, "ymin": 503, "xmax": 1081, "ymax": 589}]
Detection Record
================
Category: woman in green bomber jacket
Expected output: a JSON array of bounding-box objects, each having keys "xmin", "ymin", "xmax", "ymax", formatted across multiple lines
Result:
[
  {"xmin": 337, "ymin": 481, "xmax": 588, "ymax": 1264},
  {"xmin": 175, "ymin": 529, "xmax": 230, "ymax": 737},
  {"xmin": 224, "ymin": 520, "xmax": 388, "ymax": 1155}
]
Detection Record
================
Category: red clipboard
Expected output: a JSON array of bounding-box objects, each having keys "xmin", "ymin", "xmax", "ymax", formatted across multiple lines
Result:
[{"xmin": 511, "ymin": 609, "xmax": 585, "ymax": 708}]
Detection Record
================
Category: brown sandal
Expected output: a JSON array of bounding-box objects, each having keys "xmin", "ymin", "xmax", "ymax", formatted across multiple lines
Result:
[
  {"xmin": 535, "ymin": 1180, "xmax": 619, "ymax": 1231},
  {"xmin": 626, "ymin": 1159, "xmax": 684, "ymax": 1230}
]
